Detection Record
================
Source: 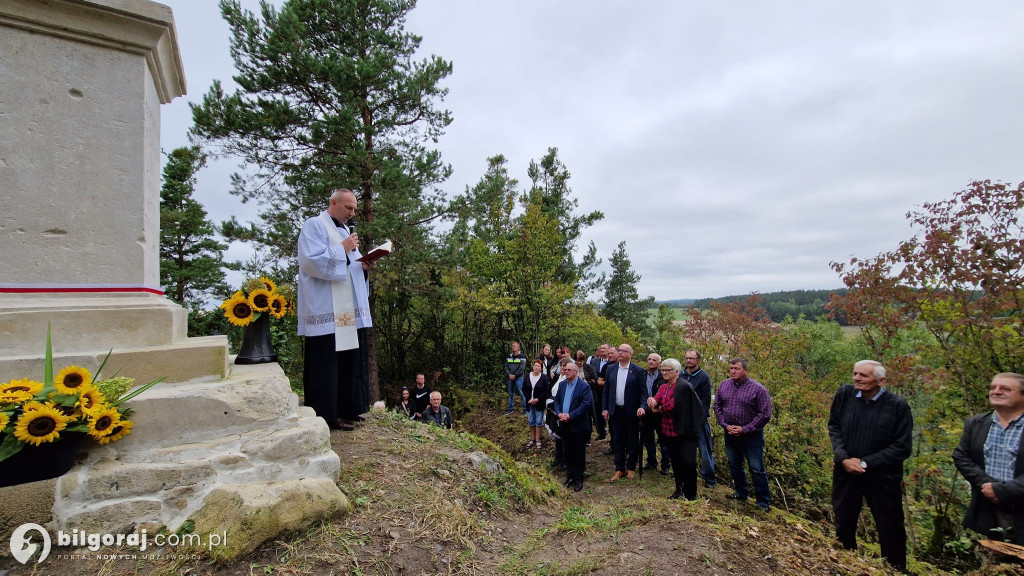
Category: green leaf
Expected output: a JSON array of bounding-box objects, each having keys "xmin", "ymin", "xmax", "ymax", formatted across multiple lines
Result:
[
  {"xmin": 0, "ymin": 433, "xmax": 25, "ymax": 463},
  {"xmin": 110, "ymin": 378, "xmax": 164, "ymax": 407},
  {"xmin": 93, "ymin": 349, "xmax": 113, "ymax": 381}
]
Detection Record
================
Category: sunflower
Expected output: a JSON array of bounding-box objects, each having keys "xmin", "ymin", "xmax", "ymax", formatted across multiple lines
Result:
[
  {"xmin": 248, "ymin": 288, "xmax": 273, "ymax": 312},
  {"xmin": 259, "ymin": 276, "xmax": 277, "ymax": 293},
  {"xmin": 87, "ymin": 407, "xmax": 121, "ymax": 440},
  {"xmin": 20, "ymin": 400, "xmax": 47, "ymax": 412},
  {"xmin": 221, "ymin": 291, "xmax": 244, "ymax": 308},
  {"xmin": 0, "ymin": 380, "xmax": 42, "ymax": 405},
  {"xmin": 223, "ymin": 297, "xmax": 254, "ymax": 326},
  {"xmin": 55, "ymin": 366, "xmax": 93, "ymax": 394},
  {"xmin": 13, "ymin": 405, "xmax": 69, "ymax": 445},
  {"xmin": 269, "ymin": 294, "xmax": 287, "ymax": 319},
  {"xmin": 78, "ymin": 385, "xmax": 106, "ymax": 414},
  {"xmin": 98, "ymin": 418, "xmax": 133, "ymax": 445},
  {"xmin": 0, "ymin": 412, "xmax": 9, "ymax": 431}
]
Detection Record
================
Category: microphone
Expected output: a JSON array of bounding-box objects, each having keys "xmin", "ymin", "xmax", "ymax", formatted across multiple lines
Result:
[{"xmin": 344, "ymin": 219, "xmax": 358, "ymax": 253}]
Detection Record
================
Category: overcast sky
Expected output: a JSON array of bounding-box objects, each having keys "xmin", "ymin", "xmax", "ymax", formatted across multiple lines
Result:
[{"xmin": 159, "ymin": 0, "xmax": 1024, "ymax": 300}]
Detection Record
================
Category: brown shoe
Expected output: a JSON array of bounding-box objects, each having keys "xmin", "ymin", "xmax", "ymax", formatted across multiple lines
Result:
[
  {"xmin": 626, "ymin": 470, "xmax": 636, "ymax": 480},
  {"xmin": 609, "ymin": 471, "xmax": 625, "ymax": 483},
  {"xmin": 336, "ymin": 418, "xmax": 356, "ymax": 431}
]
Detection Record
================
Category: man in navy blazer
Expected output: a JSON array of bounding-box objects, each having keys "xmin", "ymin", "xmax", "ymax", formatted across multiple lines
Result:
[
  {"xmin": 555, "ymin": 362, "xmax": 593, "ymax": 492},
  {"xmin": 602, "ymin": 343, "xmax": 650, "ymax": 482},
  {"xmin": 954, "ymin": 372, "xmax": 1024, "ymax": 544}
]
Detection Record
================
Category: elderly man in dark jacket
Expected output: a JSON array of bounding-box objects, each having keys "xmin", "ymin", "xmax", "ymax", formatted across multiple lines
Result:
[
  {"xmin": 420, "ymin": 391, "xmax": 453, "ymax": 429},
  {"xmin": 828, "ymin": 360, "xmax": 912, "ymax": 571},
  {"xmin": 954, "ymin": 372, "xmax": 1024, "ymax": 544},
  {"xmin": 602, "ymin": 344, "xmax": 649, "ymax": 482}
]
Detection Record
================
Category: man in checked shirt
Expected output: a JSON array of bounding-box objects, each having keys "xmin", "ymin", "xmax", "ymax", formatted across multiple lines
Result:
[
  {"xmin": 714, "ymin": 358, "xmax": 773, "ymax": 511},
  {"xmin": 955, "ymin": 372, "xmax": 1024, "ymax": 546}
]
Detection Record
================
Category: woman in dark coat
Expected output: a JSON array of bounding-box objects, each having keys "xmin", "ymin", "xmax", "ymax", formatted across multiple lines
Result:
[
  {"xmin": 647, "ymin": 358, "xmax": 704, "ymax": 500},
  {"xmin": 523, "ymin": 359, "xmax": 551, "ymax": 449}
]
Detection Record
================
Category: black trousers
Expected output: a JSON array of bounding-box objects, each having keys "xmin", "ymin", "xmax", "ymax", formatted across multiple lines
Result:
[
  {"xmin": 590, "ymin": 382, "xmax": 606, "ymax": 437},
  {"xmin": 832, "ymin": 468, "xmax": 907, "ymax": 569},
  {"xmin": 641, "ymin": 417, "xmax": 660, "ymax": 467},
  {"xmin": 563, "ymin": 428, "xmax": 589, "ymax": 481},
  {"xmin": 610, "ymin": 409, "xmax": 641, "ymax": 472},
  {"xmin": 303, "ymin": 332, "xmax": 365, "ymax": 422},
  {"xmin": 665, "ymin": 435, "xmax": 698, "ymax": 499}
]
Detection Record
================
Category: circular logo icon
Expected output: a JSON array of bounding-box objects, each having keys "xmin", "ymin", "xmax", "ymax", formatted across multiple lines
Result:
[{"xmin": 10, "ymin": 523, "xmax": 51, "ymax": 564}]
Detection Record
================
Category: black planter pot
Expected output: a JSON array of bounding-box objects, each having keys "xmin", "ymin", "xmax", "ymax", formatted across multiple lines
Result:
[
  {"xmin": 0, "ymin": 432, "xmax": 83, "ymax": 487},
  {"xmin": 235, "ymin": 312, "xmax": 278, "ymax": 365}
]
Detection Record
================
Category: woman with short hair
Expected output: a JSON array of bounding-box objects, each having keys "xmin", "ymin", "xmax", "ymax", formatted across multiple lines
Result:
[{"xmin": 647, "ymin": 358, "xmax": 704, "ymax": 500}]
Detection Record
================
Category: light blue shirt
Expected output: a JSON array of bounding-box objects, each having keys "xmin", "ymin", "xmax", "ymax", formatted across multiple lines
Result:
[
  {"xmin": 855, "ymin": 388, "xmax": 886, "ymax": 402},
  {"xmin": 562, "ymin": 378, "xmax": 578, "ymax": 415},
  {"xmin": 985, "ymin": 412, "xmax": 1024, "ymax": 482}
]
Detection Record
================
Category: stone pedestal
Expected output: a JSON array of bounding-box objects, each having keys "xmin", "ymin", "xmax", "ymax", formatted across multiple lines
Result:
[{"xmin": 0, "ymin": 0, "xmax": 227, "ymax": 383}]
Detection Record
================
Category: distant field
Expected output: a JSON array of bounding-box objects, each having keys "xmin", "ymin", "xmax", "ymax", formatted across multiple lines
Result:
[
  {"xmin": 840, "ymin": 325, "xmax": 861, "ymax": 340},
  {"xmin": 646, "ymin": 307, "xmax": 689, "ymax": 323},
  {"xmin": 646, "ymin": 306, "xmax": 862, "ymax": 337}
]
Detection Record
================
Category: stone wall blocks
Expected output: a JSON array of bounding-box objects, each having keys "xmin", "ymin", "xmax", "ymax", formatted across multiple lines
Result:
[
  {"xmin": 83, "ymin": 461, "xmax": 217, "ymax": 501},
  {"xmin": 62, "ymin": 498, "xmax": 163, "ymax": 535}
]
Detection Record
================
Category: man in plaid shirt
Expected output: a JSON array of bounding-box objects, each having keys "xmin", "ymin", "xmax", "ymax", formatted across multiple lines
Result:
[
  {"xmin": 714, "ymin": 358, "xmax": 773, "ymax": 511},
  {"xmin": 954, "ymin": 372, "xmax": 1024, "ymax": 546}
]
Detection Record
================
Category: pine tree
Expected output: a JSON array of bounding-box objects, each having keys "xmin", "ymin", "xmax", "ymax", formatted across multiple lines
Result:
[
  {"xmin": 526, "ymin": 147, "xmax": 605, "ymax": 296},
  {"xmin": 159, "ymin": 146, "xmax": 232, "ymax": 308},
  {"xmin": 602, "ymin": 241, "xmax": 655, "ymax": 337}
]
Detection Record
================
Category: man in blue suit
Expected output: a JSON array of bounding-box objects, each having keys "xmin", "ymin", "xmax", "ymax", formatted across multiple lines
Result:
[
  {"xmin": 602, "ymin": 343, "xmax": 649, "ymax": 482},
  {"xmin": 555, "ymin": 362, "xmax": 593, "ymax": 492}
]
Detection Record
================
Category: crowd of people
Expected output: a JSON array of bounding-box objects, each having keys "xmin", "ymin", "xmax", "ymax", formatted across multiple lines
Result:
[
  {"xmin": 498, "ymin": 340, "xmax": 1024, "ymax": 572},
  {"xmin": 297, "ymin": 189, "xmax": 1024, "ymax": 573},
  {"xmin": 506, "ymin": 341, "xmax": 769, "ymax": 504}
]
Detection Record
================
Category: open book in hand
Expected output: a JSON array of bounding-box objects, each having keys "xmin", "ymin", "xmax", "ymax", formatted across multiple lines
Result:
[{"xmin": 357, "ymin": 239, "xmax": 392, "ymax": 263}]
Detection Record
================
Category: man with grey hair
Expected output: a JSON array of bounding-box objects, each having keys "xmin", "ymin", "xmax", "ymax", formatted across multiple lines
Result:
[
  {"xmin": 602, "ymin": 343, "xmax": 649, "ymax": 482},
  {"xmin": 297, "ymin": 188, "xmax": 373, "ymax": 431},
  {"xmin": 640, "ymin": 352, "xmax": 666, "ymax": 471},
  {"xmin": 954, "ymin": 372, "xmax": 1024, "ymax": 545},
  {"xmin": 828, "ymin": 360, "xmax": 913, "ymax": 571}
]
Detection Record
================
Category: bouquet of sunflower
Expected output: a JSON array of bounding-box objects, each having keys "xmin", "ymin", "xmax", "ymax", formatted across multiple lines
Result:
[
  {"xmin": 220, "ymin": 276, "xmax": 292, "ymax": 326},
  {"xmin": 0, "ymin": 329, "xmax": 162, "ymax": 462}
]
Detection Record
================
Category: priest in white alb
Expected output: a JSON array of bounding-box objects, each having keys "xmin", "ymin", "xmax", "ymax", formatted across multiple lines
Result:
[{"xmin": 297, "ymin": 188, "xmax": 372, "ymax": 431}]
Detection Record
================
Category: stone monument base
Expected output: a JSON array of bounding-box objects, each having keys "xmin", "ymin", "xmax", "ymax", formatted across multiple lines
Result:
[
  {"xmin": 0, "ymin": 362, "xmax": 349, "ymax": 561},
  {"xmin": 0, "ymin": 293, "xmax": 229, "ymax": 384}
]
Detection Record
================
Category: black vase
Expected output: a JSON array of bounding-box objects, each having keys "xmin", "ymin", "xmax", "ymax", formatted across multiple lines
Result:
[
  {"xmin": 235, "ymin": 312, "xmax": 278, "ymax": 364},
  {"xmin": 0, "ymin": 433, "xmax": 83, "ymax": 487}
]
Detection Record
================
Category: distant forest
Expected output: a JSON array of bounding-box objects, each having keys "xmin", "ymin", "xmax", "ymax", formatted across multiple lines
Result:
[{"xmin": 662, "ymin": 289, "xmax": 849, "ymax": 324}]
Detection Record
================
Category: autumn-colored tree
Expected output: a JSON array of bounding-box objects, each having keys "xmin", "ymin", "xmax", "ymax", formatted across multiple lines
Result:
[{"xmin": 831, "ymin": 180, "xmax": 1024, "ymax": 412}]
